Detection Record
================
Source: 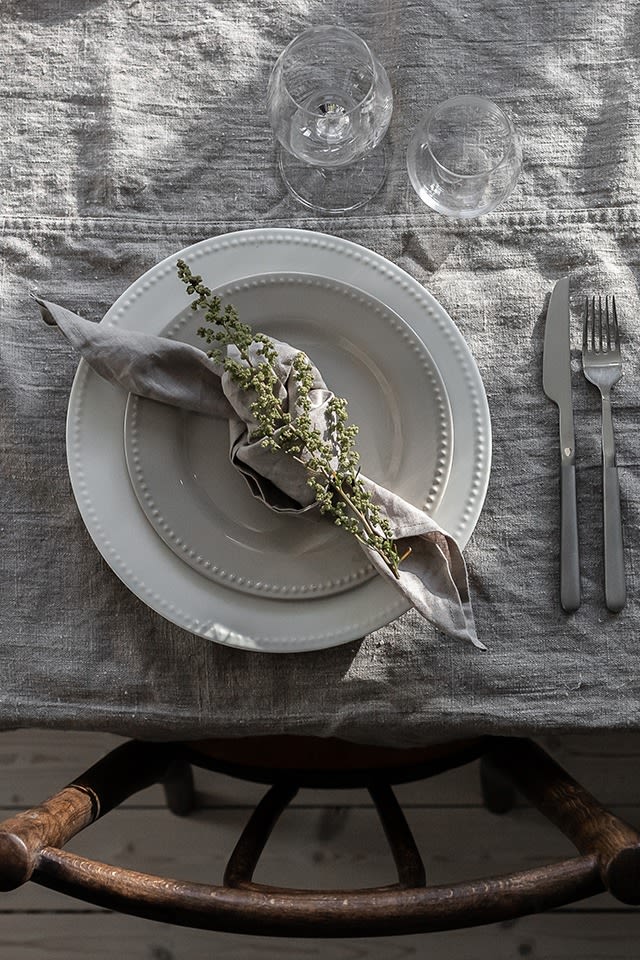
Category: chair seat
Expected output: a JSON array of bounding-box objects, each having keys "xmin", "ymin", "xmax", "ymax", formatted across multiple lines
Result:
[{"xmin": 183, "ymin": 734, "xmax": 488, "ymax": 787}]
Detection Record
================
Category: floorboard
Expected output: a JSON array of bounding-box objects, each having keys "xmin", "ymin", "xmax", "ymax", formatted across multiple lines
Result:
[{"xmin": 0, "ymin": 910, "xmax": 639, "ymax": 959}]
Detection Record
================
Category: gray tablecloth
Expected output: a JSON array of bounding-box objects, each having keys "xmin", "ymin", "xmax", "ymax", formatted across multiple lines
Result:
[{"xmin": 2, "ymin": 0, "xmax": 640, "ymax": 745}]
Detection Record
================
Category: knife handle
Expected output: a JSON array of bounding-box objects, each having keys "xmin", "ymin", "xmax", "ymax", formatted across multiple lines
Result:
[
  {"xmin": 603, "ymin": 464, "xmax": 626, "ymax": 612},
  {"xmin": 560, "ymin": 463, "xmax": 581, "ymax": 612}
]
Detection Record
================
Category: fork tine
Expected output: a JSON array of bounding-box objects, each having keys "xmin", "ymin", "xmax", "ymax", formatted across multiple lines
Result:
[
  {"xmin": 598, "ymin": 295, "xmax": 604, "ymax": 351},
  {"xmin": 610, "ymin": 295, "xmax": 620, "ymax": 349},
  {"xmin": 582, "ymin": 294, "xmax": 621, "ymax": 355}
]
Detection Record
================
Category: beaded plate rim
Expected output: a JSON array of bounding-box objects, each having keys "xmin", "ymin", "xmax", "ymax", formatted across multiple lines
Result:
[{"xmin": 66, "ymin": 227, "xmax": 491, "ymax": 652}]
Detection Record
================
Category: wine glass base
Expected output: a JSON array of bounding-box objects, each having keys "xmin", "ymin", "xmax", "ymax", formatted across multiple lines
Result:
[{"xmin": 278, "ymin": 144, "xmax": 388, "ymax": 214}]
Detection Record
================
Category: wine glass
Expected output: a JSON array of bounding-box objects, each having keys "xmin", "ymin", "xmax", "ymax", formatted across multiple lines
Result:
[
  {"xmin": 267, "ymin": 26, "xmax": 393, "ymax": 213},
  {"xmin": 406, "ymin": 95, "xmax": 521, "ymax": 218}
]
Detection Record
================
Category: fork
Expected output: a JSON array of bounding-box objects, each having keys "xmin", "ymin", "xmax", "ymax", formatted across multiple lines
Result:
[{"xmin": 582, "ymin": 296, "xmax": 626, "ymax": 612}]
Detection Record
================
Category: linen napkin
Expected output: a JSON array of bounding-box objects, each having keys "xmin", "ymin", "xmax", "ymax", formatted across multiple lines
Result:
[{"xmin": 36, "ymin": 297, "xmax": 482, "ymax": 649}]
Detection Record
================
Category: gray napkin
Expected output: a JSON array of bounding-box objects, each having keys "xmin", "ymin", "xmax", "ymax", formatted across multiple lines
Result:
[{"xmin": 37, "ymin": 297, "xmax": 482, "ymax": 649}]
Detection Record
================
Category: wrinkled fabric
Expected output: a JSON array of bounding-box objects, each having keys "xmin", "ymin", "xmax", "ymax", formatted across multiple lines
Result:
[
  {"xmin": 37, "ymin": 297, "xmax": 479, "ymax": 646},
  {"xmin": 2, "ymin": 0, "xmax": 640, "ymax": 744}
]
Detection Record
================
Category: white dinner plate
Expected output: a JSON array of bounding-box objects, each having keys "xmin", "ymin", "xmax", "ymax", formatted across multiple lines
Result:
[
  {"xmin": 66, "ymin": 228, "xmax": 491, "ymax": 652},
  {"xmin": 123, "ymin": 273, "xmax": 453, "ymax": 600}
]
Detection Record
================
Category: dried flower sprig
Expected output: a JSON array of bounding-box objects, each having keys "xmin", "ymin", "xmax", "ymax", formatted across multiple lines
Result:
[{"xmin": 176, "ymin": 259, "xmax": 406, "ymax": 578}]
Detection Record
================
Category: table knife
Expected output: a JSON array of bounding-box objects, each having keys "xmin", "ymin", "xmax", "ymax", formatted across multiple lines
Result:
[{"xmin": 543, "ymin": 277, "xmax": 581, "ymax": 612}]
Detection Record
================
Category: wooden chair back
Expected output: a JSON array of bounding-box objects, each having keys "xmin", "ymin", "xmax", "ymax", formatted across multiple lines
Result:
[{"xmin": 0, "ymin": 736, "xmax": 638, "ymax": 936}]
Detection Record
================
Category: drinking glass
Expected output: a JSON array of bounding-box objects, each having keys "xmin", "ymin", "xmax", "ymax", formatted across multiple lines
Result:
[
  {"xmin": 406, "ymin": 95, "xmax": 521, "ymax": 218},
  {"xmin": 267, "ymin": 26, "xmax": 393, "ymax": 213}
]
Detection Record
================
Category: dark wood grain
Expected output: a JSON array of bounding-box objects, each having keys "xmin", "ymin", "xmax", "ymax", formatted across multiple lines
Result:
[
  {"xmin": 0, "ymin": 741, "xmax": 173, "ymax": 891},
  {"xmin": 224, "ymin": 782, "xmax": 298, "ymax": 887},
  {"xmin": 368, "ymin": 782, "xmax": 427, "ymax": 888},
  {"xmin": 33, "ymin": 847, "xmax": 603, "ymax": 936},
  {"xmin": 0, "ymin": 735, "xmax": 631, "ymax": 935},
  {"xmin": 488, "ymin": 737, "xmax": 640, "ymax": 904}
]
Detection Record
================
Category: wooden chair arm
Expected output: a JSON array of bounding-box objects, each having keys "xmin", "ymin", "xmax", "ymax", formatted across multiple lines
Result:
[
  {"xmin": 488, "ymin": 737, "xmax": 640, "ymax": 904},
  {"xmin": 0, "ymin": 740, "xmax": 174, "ymax": 890}
]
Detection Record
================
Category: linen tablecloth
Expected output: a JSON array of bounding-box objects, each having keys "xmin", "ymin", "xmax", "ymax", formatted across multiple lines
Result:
[{"xmin": 2, "ymin": 0, "xmax": 640, "ymax": 745}]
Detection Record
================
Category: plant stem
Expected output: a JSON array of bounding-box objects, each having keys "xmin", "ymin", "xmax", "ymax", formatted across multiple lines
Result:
[{"xmin": 177, "ymin": 258, "xmax": 403, "ymax": 579}]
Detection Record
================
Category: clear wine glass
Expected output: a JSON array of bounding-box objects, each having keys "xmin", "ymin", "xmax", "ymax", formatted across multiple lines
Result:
[
  {"xmin": 267, "ymin": 26, "xmax": 393, "ymax": 213},
  {"xmin": 406, "ymin": 95, "xmax": 521, "ymax": 218}
]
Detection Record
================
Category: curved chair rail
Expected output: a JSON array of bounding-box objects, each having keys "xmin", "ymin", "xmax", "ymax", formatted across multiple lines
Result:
[{"xmin": 33, "ymin": 847, "xmax": 603, "ymax": 937}]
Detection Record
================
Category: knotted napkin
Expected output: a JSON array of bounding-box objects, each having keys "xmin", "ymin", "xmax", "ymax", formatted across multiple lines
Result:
[{"xmin": 36, "ymin": 297, "xmax": 482, "ymax": 649}]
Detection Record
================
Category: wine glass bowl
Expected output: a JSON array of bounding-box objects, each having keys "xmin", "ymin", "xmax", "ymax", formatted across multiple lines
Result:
[
  {"xmin": 406, "ymin": 95, "xmax": 521, "ymax": 218},
  {"xmin": 267, "ymin": 26, "xmax": 393, "ymax": 212}
]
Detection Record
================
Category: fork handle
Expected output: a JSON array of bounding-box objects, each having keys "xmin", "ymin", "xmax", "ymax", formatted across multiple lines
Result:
[
  {"xmin": 560, "ymin": 464, "xmax": 581, "ymax": 612},
  {"xmin": 603, "ymin": 465, "xmax": 626, "ymax": 612}
]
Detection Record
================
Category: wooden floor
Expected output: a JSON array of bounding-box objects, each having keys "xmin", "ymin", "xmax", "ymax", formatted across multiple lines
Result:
[{"xmin": 1, "ymin": 730, "xmax": 639, "ymax": 958}]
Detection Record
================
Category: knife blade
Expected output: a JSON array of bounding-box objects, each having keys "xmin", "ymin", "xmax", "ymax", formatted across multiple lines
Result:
[{"xmin": 543, "ymin": 276, "xmax": 580, "ymax": 611}]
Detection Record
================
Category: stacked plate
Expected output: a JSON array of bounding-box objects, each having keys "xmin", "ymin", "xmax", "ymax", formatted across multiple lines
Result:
[{"xmin": 67, "ymin": 229, "xmax": 491, "ymax": 652}]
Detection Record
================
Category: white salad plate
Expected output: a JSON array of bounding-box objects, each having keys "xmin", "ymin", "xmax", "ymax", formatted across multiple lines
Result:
[
  {"xmin": 123, "ymin": 273, "xmax": 453, "ymax": 600},
  {"xmin": 66, "ymin": 228, "xmax": 491, "ymax": 652}
]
